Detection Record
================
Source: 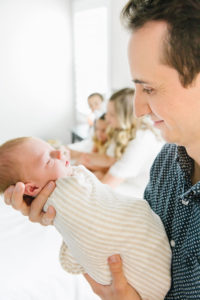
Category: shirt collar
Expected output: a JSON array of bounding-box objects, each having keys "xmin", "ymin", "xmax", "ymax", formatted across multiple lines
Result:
[
  {"xmin": 176, "ymin": 145, "xmax": 194, "ymax": 176},
  {"xmin": 176, "ymin": 145, "xmax": 200, "ymax": 196}
]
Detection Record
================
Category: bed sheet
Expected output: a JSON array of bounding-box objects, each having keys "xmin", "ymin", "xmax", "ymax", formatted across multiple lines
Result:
[{"xmin": 0, "ymin": 198, "xmax": 99, "ymax": 300}]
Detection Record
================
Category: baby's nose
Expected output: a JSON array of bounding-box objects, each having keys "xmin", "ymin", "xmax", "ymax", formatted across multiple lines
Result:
[{"xmin": 52, "ymin": 150, "xmax": 62, "ymax": 159}]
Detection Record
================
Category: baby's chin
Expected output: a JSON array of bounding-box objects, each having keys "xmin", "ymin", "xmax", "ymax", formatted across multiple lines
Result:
[
  {"xmin": 65, "ymin": 164, "xmax": 73, "ymax": 176},
  {"xmin": 64, "ymin": 170, "xmax": 72, "ymax": 177},
  {"xmin": 45, "ymin": 165, "xmax": 73, "ymax": 187},
  {"xmin": 58, "ymin": 165, "xmax": 73, "ymax": 179}
]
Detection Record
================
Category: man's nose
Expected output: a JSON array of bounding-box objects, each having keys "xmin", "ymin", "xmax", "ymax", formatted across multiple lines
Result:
[{"xmin": 134, "ymin": 91, "xmax": 151, "ymax": 118}]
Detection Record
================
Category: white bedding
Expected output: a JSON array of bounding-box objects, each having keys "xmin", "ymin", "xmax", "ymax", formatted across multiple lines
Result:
[{"xmin": 0, "ymin": 198, "xmax": 99, "ymax": 300}]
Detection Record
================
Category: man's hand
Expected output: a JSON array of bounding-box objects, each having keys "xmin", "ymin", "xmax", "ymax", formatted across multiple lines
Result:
[
  {"xmin": 4, "ymin": 181, "xmax": 56, "ymax": 226},
  {"xmin": 84, "ymin": 255, "xmax": 142, "ymax": 300}
]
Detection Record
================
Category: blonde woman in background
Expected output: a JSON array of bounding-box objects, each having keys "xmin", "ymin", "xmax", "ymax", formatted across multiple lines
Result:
[{"xmin": 77, "ymin": 88, "xmax": 164, "ymax": 197}]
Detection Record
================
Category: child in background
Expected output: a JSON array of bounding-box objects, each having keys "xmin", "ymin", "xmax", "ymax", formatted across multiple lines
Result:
[
  {"xmin": 92, "ymin": 113, "xmax": 107, "ymax": 154},
  {"xmin": 69, "ymin": 113, "xmax": 108, "ymax": 162},
  {"xmin": 87, "ymin": 93, "xmax": 105, "ymax": 127},
  {"xmin": 0, "ymin": 137, "xmax": 171, "ymax": 300}
]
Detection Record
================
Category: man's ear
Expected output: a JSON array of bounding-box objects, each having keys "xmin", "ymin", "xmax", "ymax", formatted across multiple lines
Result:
[{"xmin": 24, "ymin": 183, "xmax": 41, "ymax": 197}]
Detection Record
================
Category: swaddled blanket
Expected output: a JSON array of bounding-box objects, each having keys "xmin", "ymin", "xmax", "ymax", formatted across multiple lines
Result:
[{"xmin": 44, "ymin": 165, "xmax": 171, "ymax": 300}]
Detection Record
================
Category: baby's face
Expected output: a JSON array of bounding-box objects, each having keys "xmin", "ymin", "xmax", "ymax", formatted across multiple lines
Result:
[
  {"xmin": 88, "ymin": 95, "xmax": 102, "ymax": 112},
  {"xmin": 18, "ymin": 138, "xmax": 72, "ymax": 195}
]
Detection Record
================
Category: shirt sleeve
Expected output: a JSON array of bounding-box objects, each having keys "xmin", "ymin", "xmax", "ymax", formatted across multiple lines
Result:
[{"xmin": 109, "ymin": 130, "xmax": 164, "ymax": 179}]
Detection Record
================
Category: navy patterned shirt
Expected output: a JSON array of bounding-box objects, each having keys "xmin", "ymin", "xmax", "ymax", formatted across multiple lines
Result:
[{"xmin": 144, "ymin": 143, "xmax": 200, "ymax": 299}]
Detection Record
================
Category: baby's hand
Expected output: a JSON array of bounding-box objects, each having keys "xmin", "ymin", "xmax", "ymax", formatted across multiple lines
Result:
[{"xmin": 4, "ymin": 181, "xmax": 56, "ymax": 226}]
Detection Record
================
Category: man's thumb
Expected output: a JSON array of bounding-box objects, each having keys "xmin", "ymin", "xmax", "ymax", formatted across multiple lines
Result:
[{"xmin": 108, "ymin": 254, "xmax": 127, "ymax": 286}]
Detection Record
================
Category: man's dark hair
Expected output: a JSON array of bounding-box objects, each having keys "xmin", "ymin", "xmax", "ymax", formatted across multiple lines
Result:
[{"xmin": 121, "ymin": 0, "xmax": 200, "ymax": 87}]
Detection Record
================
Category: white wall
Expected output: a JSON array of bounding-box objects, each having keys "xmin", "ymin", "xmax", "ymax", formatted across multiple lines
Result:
[
  {"xmin": 110, "ymin": 0, "xmax": 132, "ymax": 91},
  {"xmin": 0, "ymin": 0, "xmax": 73, "ymax": 144}
]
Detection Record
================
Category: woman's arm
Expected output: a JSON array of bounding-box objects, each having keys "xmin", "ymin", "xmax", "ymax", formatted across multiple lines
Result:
[
  {"xmin": 100, "ymin": 172, "xmax": 124, "ymax": 188},
  {"xmin": 78, "ymin": 153, "xmax": 124, "ymax": 187},
  {"xmin": 77, "ymin": 152, "xmax": 117, "ymax": 171},
  {"xmin": 93, "ymin": 169, "xmax": 124, "ymax": 188},
  {"xmin": 4, "ymin": 181, "xmax": 56, "ymax": 225},
  {"xmin": 63, "ymin": 145, "xmax": 84, "ymax": 160}
]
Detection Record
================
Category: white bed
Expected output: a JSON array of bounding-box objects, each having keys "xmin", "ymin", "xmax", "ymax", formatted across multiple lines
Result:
[{"xmin": 0, "ymin": 198, "xmax": 99, "ymax": 300}]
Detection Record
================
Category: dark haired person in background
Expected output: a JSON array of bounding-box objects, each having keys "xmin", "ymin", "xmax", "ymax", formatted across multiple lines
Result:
[{"xmin": 4, "ymin": 1, "xmax": 200, "ymax": 299}]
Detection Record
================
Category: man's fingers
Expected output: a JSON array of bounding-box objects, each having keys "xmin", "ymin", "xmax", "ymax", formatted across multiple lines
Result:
[
  {"xmin": 108, "ymin": 255, "xmax": 127, "ymax": 288},
  {"xmin": 4, "ymin": 183, "xmax": 30, "ymax": 216},
  {"xmin": 10, "ymin": 182, "xmax": 25, "ymax": 209},
  {"xmin": 84, "ymin": 273, "xmax": 103, "ymax": 296},
  {"xmin": 4, "ymin": 185, "xmax": 15, "ymax": 205},
  {"xmin": 41, "ymin": 205, "xmax": 56, "ymax": 225},
  {"xmin": 29, "ymin": 181, "xmax": 56, "ymax": 222},
  {"xmin": 10, "ymin": 182, "xmax": 31, "ymax": 215},
  {"xmin": 21, "ymin": 205, "xmax": 31, "ymax": 216},
  {"xmin": 3, "ymin": 181, "xmax": 56, "ymax": 227}
]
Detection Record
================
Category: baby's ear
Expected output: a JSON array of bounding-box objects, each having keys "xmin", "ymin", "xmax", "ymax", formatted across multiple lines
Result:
[{"xmin": 24, "ymin": 183, "xmax": 41, "ymax": 197}]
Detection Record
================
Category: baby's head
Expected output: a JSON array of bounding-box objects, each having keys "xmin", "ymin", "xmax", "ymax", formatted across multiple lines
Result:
[
  {"xmin": 87, "ymin": 93, "xmax": 104, "ymax": 112},
  {"xmin": 0, "ymin": 137, "xmax": 72, "ymax": 197}
]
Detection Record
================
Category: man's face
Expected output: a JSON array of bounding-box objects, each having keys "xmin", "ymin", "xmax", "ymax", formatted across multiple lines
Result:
[
  {"xmin": 17, "ymin": 138, "xmax": 72, "ymax": 194},
  {"xmin": 88, "ymin": 95, "xmax": 102, "ymax": 112},
  {"xmin": 128, "ymin": 21, "xmax": 200, "ymax": 148}
]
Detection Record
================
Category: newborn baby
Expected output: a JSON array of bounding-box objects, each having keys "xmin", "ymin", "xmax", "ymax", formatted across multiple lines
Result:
[{"xmin": 0, "ymin": 137, "xmax": 171, "ymax": 300}]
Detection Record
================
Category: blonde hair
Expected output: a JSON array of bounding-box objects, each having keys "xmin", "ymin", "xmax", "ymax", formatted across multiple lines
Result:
[
  {"xmin": 92, "ymin": 137, "xmax": 107, "ymax": 154},
  {"xmin": 105, "ymin": 88, "xmax": 151, "ymax": 159},
  {"xmin": 0, "ymin": 137, "xmax": 31, "ymax": 193}
]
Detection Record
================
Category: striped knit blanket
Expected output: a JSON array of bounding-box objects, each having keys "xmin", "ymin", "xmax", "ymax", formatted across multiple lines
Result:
[{"xmin": 44, "ymin": 165, "xmax": 171, "ymax": 300}]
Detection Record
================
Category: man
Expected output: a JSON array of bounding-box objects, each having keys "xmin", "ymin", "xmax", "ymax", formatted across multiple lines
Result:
[{"xmin": 4, "ymin": 0, "xmax": 200, "ymax": 299}]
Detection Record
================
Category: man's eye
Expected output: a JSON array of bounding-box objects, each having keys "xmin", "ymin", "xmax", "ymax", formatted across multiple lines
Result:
[{"xmin": 142, "ymin": 87, "xmax": 154, "ymax": 95}]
